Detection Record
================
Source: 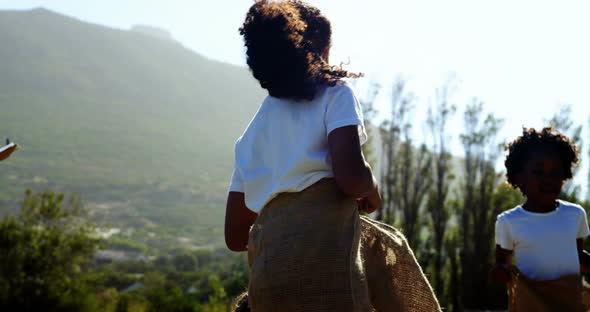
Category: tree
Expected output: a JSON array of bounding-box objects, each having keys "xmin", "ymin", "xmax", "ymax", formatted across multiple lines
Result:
[
  {"xmin": 358, "ymin": 81, "xmax": 381, "ymax": 169},
  {"xmin": 0, "ymin": 190, "xmax": 102, "ymax": 311},
  {"xmin": 396, "ymin": 141, "xmax": 432, "ymax": 248},
  {"xmin": 458, "ymin": 99, "xmax": 504, "ymax": 309},
  {"xmin": 425, "ymin": 77, "xmax": 457, "ymax": 300},
  {"xmin": 373, "ymin": 77, "xmax": 432, "ymax": 252},
  {"xmin": 378, "ymin": 78, "xmax": 414, "ymax": 224},
  {"xmin": 173, "ymin": 252, "xmax": 198, "ymax": 272},
  {"xmin": 142, "ymin": 271, "xmax": 199, "ymax": 312},
  {"xmin": 545, "ymin": 104, "xmax": 584, "ymax": 198},
  {"xmin": 442, "ymin": 225, "xmax": 461, "ymax": 312},
  {"xmin": 202, "ymin": 275, "xmax": 229, "ymax": 312}
]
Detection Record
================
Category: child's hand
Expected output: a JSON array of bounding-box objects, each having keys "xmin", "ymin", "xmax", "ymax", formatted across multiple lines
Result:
[
  {"xmin": 357, "ymin": 185, "xmax": 381, "ymax": 214},
  {"xmin": 0, "ymin": 141, "xmax": 18, "ymax": 161},
  {"xmin": 489, "ymin": 263, "xmax": 512, "ymax": 284}
]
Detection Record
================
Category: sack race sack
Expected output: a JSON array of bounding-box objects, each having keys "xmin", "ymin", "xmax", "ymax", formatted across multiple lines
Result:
[
  {"xmin": 507, "ymin": 267, "xmax": 589, "ymax": 312},
  {"xmin": 247, "ymin": 179, "xmax": 440, "ymax": 311}
]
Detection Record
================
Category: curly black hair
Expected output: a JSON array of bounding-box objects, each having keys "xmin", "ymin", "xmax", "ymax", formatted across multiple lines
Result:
[
  {"xmin": 239, "ymin": 0, "xmax": 361, "ymax": 101},
  {"xmin": 504, "ymin": 127, "xmax": 579, "ymax": 189}
]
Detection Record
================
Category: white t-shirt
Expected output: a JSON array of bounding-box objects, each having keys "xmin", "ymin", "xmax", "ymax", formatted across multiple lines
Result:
[
  {"xmin": 228, "ymin": 83, "xmax": 367, "ymax": 212},
  {"xmin": 495, "ymin": 200, "xmax": 590, "ymax": 280}
]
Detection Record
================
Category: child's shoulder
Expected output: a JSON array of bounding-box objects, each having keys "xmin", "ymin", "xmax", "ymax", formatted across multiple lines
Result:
[
  {"xmin": 322, "ymin": 81, "xmax": 356, "ymax": 97},
  {"xmin": 497, "ymin": 206, "xmax": 524, "ymax": 221},
  {"xmin": 557, "ymin": 199, "xmax": 586, "ymax": 214}
]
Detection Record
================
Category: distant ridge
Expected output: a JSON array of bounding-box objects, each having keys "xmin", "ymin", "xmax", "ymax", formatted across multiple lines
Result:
[{"xmin": 131, "ymin": 25, "xmax": 176, "ymax": 42}]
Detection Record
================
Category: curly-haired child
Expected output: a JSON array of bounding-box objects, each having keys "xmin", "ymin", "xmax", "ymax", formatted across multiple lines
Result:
[
  {"xmin": 491, "ymin": 127, "xmax": 590, "ymax": 311},
  {"xmin": 224, "ymin": 1, "xmax": 439, "ymax": 311}
]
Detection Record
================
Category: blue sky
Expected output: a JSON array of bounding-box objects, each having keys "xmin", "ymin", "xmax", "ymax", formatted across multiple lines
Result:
[{"xmin": 2, "ymin": 0, "xmax": 590, "ymax": 193}]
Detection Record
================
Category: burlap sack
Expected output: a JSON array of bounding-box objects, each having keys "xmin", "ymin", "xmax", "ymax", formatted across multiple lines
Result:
[
  {"xmin": 360, "ymin": 217, "xmax": 441, "ymax": 311},
  {"xmin": 507, "ymin": 268, "xmax": 589, "ymax": 312},
  {"xmin": 247, "ymin": 179, "xmax": 441, "ymax": 311}
]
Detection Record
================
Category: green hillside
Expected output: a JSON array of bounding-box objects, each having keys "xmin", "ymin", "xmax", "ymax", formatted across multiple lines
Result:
[{"xmin": 0, "ymin": 8, "xmax": 265, "ymax": 246}]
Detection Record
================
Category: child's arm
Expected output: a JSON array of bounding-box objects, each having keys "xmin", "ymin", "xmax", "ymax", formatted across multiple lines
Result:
[
  {"xmin": 490, "ymin": 245, "xmax": 513, "ymax": 283},
  {"xmin": 328, "ymin": 125, "xmax": 380, "ymax": 211},
  {"xmin": 576, "ymin": 238, "xmax": 590, "ymax": 273},
  {"xmin": 224, "ymin": 192, "xmax": 258, "ymax": 252}
]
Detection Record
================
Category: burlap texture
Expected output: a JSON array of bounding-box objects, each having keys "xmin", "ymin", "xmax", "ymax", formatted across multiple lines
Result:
[
  {"xmin": 247, "ymin": 179, "xmax": 441, "ymax": 311},
  {"xmin": 507, "ymin": 268, "xmax": 589, "ymax": 312},
  {"xmin": 360, "ymin": 217, "xmax": 441, "ymax": 311}
]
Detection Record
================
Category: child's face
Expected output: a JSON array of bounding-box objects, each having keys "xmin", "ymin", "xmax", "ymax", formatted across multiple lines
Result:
[{"xmin": 516, "ymin": 148, "xmax": 565, "ymax": 205}]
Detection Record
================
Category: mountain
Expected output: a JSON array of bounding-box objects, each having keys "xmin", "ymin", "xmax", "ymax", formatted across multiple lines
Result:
[
  {"xmin": 0, "ymin": 8, "xmax": 265, "ymax": 246},
  {"xmin": 131, "ymin": 25, "xmax": 175, "ymax": 42}
]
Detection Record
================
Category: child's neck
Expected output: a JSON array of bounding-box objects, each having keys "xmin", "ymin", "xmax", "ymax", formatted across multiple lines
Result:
[{"xmin": 522, "ymin": 200, "xmax": 559, "ymax": 213}]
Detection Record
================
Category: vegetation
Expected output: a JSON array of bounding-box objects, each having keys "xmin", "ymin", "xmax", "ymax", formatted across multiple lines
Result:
[
  {"xmin": 0, "ymin": 190, "xmax": 101, "ymax": 311},
  {"xmin": 369, "ymin": 77, "xmax": 588, "ymax": 311},
  {"xmin": 0, "ymin": 190, "xmax": 249, "ymax": 311},
  {"xmin": 1, "ymin": 7, "xmax": 590, "ymax": 312}
]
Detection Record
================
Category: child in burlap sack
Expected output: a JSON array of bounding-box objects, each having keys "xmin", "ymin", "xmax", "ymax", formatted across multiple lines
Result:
[
  {"xmin": 491, "ymin": 127, "xmax": 590, "ymax": 311},
  {"xmin": 224, "ymin": 1, "xmax": 440, "ymax": 311}
]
